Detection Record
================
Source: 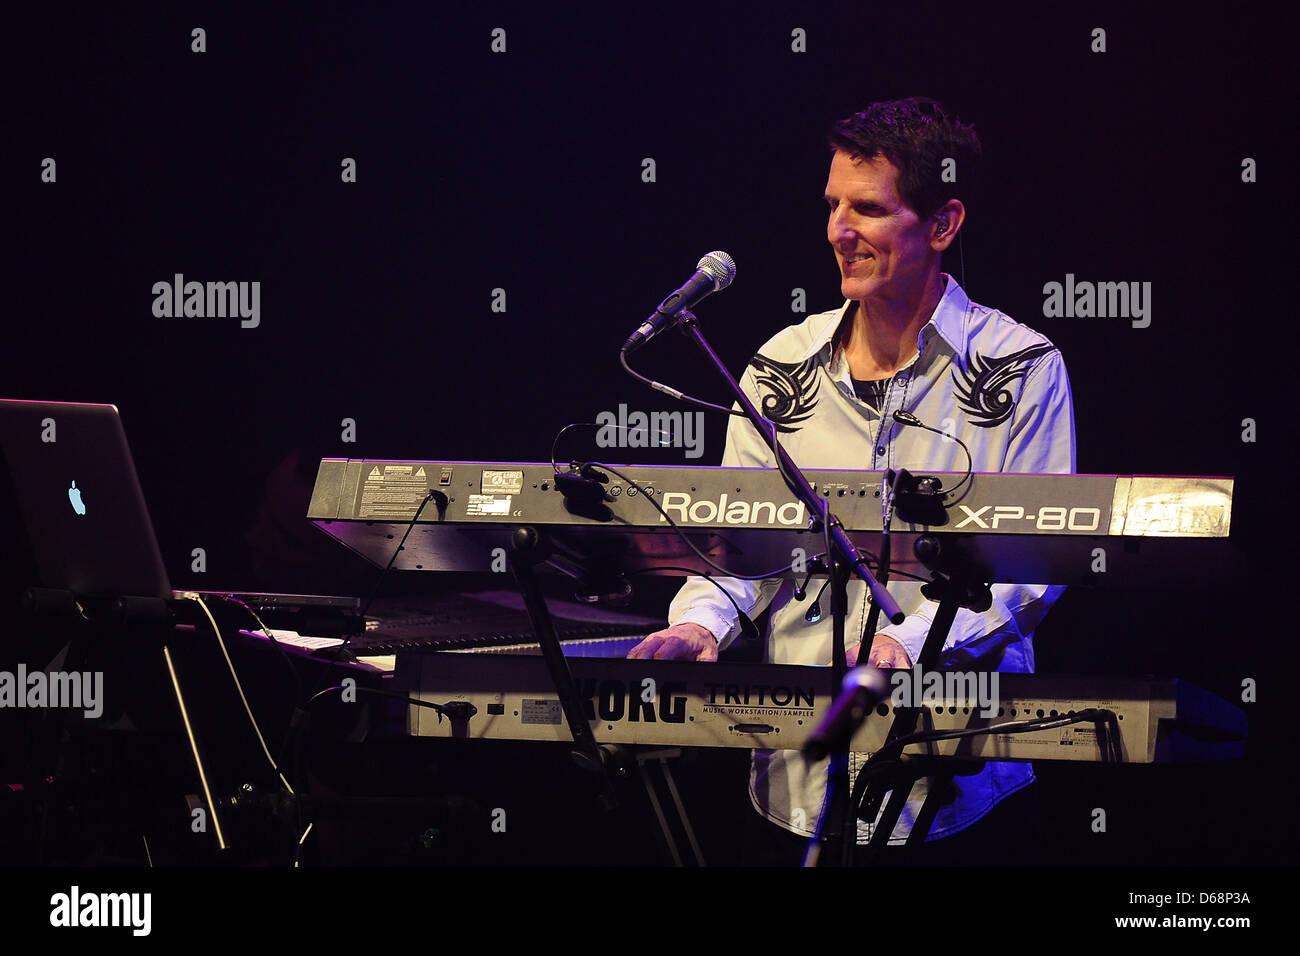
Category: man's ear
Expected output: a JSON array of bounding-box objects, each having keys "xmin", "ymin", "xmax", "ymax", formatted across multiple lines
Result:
[{"xmin": 930, "ymin": 199, "xmax": 965, "ymax": 251}]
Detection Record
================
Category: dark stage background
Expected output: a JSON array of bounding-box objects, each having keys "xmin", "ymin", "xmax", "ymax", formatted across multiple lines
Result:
[{"xmin": 5, "ymin": 1, "xmax": 1297, "ymax": 869}]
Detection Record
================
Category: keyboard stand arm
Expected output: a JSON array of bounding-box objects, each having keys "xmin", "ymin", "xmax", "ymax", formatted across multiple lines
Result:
[
  {"xmin": 636, "ymin": 747, "xmax": 706, "ymax": 867},
  {"xmin": 508, "ymin": 526, "xmax": 623, "ymax": 811}
]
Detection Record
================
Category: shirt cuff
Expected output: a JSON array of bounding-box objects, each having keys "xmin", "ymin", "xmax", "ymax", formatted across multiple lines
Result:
[
  {"xmin": 874, "ymin": 613, "xmax": 934, "ymax": 668},
  {"xmin": 671, "ymin": 606, "xmax": 737, "ymax": 651}
]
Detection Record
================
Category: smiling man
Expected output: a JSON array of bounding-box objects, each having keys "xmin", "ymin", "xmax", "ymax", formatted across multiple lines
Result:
[{"xmin": 628, "ymin": 97, "xmax": 1076, "ymax": 865}]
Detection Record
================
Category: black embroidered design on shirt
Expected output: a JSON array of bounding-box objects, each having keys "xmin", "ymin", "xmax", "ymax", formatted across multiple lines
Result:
[
  {"xmin": 952, "ymin": 344, "xmax": 1057, "ymax": 427},
  {"xmin": 748, "ymin": 354, "xmax": 821, "ymax": 434}
]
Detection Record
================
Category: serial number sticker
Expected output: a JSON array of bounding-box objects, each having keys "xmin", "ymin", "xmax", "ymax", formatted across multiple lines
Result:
[
  {"xmin": 466, "ymin": 494, "xmax": 512, "ymax": 516},
  {"xmin": 482, "ymin": 470, "xmax": 525, "ymax": 495},
  {"xmin": 520, "ymin": 699, "xmax": 562, "ymax": 725}
]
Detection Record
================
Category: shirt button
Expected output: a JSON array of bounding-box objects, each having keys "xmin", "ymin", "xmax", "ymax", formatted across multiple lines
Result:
[{"xmin": 876, "ymin": 446, "xmax": 886, "ymax": 455}]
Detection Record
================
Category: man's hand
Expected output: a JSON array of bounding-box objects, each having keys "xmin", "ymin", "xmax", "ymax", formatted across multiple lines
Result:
[
  {"xmin": 846, "ymin": 634, "xmax": 912, "ymax": 669},
  {"xmin": 627, "ymin": 623, "xmax": 719, "ymax": 662}
]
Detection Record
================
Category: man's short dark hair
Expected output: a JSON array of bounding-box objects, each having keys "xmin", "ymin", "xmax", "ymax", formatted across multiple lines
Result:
[{"xmin": 828, "ymin": 97, "xmax": 982, "ymax": 220}]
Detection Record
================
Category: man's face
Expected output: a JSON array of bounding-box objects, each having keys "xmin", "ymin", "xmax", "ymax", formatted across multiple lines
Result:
[{"xmin": 825, "ymin": 149, "xmax": 935, "ymax": 304}]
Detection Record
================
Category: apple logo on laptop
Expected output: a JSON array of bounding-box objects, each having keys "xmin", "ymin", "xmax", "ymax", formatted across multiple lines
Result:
[{"xmin": 68, "ymin": 480, "xmax": 86, "ymax": 516}]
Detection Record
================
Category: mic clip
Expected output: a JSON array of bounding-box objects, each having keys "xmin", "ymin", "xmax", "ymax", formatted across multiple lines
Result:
[
  {"xmin": 888, "ymin": 468, "xmax": 948, "ymax": 526},
  {"xmin": 553, "ymin": 465, "xmax": 612, "ymax": 521}
]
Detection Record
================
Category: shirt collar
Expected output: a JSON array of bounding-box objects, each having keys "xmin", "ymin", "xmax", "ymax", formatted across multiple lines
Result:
[{"xmin": 804, "ymin": 273, "xmax": 971, "ymax": 372}]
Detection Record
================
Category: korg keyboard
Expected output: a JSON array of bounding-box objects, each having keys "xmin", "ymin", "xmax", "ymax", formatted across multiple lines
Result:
[{"xmin": 393, "ymin": 654, "xmax": 1246, "ymax": 764}]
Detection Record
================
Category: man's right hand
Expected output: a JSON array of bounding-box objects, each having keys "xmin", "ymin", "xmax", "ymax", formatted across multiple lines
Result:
[{"xmin": 626, "ymin": 623, "xmax": 719, "ymax": 661}]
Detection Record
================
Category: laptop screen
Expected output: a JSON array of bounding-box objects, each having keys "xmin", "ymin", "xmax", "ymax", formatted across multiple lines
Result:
[{"xmin": 0, "ymin": 400, "xmax": 170, "ymax": 600}]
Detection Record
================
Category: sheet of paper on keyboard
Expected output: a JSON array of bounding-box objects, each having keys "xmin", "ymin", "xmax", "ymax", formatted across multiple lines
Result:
[
  {"xmin": 243, "ymin": 629, "xmax": 394, "ymax": 671},
  {"xmin": 251, "ymin": 629, "xmax": 344, "ymax": 650}
]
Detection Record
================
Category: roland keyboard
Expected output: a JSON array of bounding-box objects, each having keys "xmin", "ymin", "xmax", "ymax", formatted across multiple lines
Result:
[
  {"xmin": 309, "ymin": 461, "xmax": 1234, "ymax": 586},
  {"xmin": 393, "ymin": 653, "xmax": 1246, "ymax": 764}
]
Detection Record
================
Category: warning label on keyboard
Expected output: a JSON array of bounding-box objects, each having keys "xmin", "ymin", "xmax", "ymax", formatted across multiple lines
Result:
[{"xmin": 358, "ymin": 464, "xmax": 429, "ymax": 518}]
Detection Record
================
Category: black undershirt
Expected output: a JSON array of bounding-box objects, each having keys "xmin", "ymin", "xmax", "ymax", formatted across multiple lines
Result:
[{"xmin": 851, "ymin": 376, "xmax": 890, "ymax": 412}]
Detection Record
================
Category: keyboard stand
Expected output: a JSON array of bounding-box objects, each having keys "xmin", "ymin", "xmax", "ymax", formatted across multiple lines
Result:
[
  {"xmin": 507, "ymin": 526, "xmax": 623, "ymax": 811},
  {"xmin": 635, "ymin": 747, "xmax": 706, "ymax": 867}
]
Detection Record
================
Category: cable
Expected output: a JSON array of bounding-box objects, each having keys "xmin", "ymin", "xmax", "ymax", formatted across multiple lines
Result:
[
  {"xmin": 847, "ymin": 708, "xmax": 1120, "ymax": 822},
  {"xmin": 293, "ymin": 822, "xmax": 314, "ymax": 869},
  {"xmin": 578, "ymin": 461, "xmax": 802, "ymax": 582},
  {"xmin": 211, "ymin": 593, "xmax": 303, "ymax": 706},
  {"xmin": 303, "ymin": 682, "xmax": 458, "ymax": 716},
  {"xmin": 283, "ymin": 682, "xmax": 475, "ymax": 867},
  {"xmin": 879, "ymin": 709, "xmax": 1114, "ymax": 756},
  {"xmin": 957, "ymin": 231, "xmax": 966, "ymax": 290},
  {"xmin": 614, "ymin": 348, "xmax": 806, "ymax": 503},
  {"xmin": 858, "ymin": 466, "xmax": 901, "ymax": 652},
  {"xmin": 349, "ymin": 489, "xmax": 440, "ymax": 648},
  {"xmin": 889, "ymin": 412, "xmax": 976, "ymax": 506},
  {"xmin": 279, "ymin": 489, "xmax": 444, "ymax": 862},
  {"xmin": 618, "ymin": 349, "xmax": 738, "ymax": 417},
  {"xmin": 551, "ymin": 421, "xmax": 686, "ymax": 474},
  {"xmin": 186, "ymin": 595, "xmax": 295, "ymax": 795}
]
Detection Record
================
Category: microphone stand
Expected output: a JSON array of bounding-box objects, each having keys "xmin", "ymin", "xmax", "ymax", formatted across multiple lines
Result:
[{"xmin": 663, "ymin": 310, "xmax": 904, "ymax": 867}]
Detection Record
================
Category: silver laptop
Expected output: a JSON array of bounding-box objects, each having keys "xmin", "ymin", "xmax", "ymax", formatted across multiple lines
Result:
[{"xmin": 0, "ymin": 399, "xmax": 170, "ymax": 600}]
